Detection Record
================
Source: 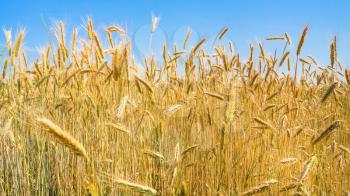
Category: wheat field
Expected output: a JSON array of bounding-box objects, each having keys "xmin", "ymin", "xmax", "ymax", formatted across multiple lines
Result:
[{"xmin": 0, "ymin": 19, "xmax": 349, "ymax": 195}]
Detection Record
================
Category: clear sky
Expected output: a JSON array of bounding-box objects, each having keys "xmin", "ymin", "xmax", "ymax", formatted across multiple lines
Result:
[{"xmin": 1, "ymin": 0, "xmax": 350, "ymax": 68}]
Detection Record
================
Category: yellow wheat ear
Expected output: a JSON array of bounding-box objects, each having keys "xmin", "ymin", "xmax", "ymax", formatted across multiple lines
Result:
[
  {"xmin": 242, "ymin": 179, "xmax": 278, "ymax": 195},
  {"xmin": 12, "ymin": 30, "xmax": 25, "ymax": 62},
  {"xmin": 296, "ymin": 26, "xmax": 308, "ymax": 56},
  {"xmin": 36, "ymin": 117, "xmax": 89, "ymax": 160}
]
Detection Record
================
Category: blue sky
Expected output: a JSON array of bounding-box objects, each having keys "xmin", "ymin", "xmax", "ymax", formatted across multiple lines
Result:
[{"xmin": 1, "ymin": 0, "xmax": 350, "ymax": 68}]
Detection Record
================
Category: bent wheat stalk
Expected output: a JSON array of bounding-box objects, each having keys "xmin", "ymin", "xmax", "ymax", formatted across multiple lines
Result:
[
  {"xmin": 36, "ymin": 117, "xmax": 88, "ymax": 160},
  {"xmin": 279, "ymin": 182, "xmax": 303, "ymax": 192},
  {"xmin": 320, "ymin": 82, "xmax": 337, "ymax": 103},
  {"xmin": 312, "ymin": 121, "xmax": 340, "ymax": 145},
  {"xmin": 242, "ymin": 179, "xmax": 278, "ymax": 195},
  {"xmin": 103, "ymin": 173, "xmax": 157, "ymax": 195},
  {"xmin": 280, "ymin": 157, "xmax": 297, "ymax": 164},
  {"xmin": 300, "ymin": 155, "xmax": 317, "ymax": 181}
]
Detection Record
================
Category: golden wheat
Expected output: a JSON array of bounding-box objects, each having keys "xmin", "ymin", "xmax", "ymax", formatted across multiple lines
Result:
[{"xmin": 0, "ymin": 20, "xmax": 349, "ymax": 195}]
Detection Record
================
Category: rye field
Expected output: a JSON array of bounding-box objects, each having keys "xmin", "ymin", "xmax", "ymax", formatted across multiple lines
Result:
[{"xmin": 0, "ymin": 20, "xmax": 349, "ymax": 195}]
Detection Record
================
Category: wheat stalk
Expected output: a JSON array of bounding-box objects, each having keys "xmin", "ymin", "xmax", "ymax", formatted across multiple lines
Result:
[
  {"xmin": 320, "ymin": 82, "xmax": 337, "ymax": 103},
  {"xmin": 183, "ymin": 28, "xmax": 192, "ymax": 49},
  {"xmin": 143, "ymin": 149, "xmax": 165, "ymax": 160},
  {"xmin": 279, "ymin": 51, "xmax": 290, "ymax": 67},
  {"xmin": 266, "ymin": 36, "xmax": 285, "ymax": 40},
  {"xmin": 285, "ymin": 32, "xmax": 292, "ymax": 45},
  {"xmin": 279, "ymin": 182, "xmax": 303, "ymax": 192},
  {"xmin": 242, "ymin": 179, "xmax": 278, "ymax": 195},
  {"xmin": 36, "ymin": 117, "xmax": 88, "ymax": 160},
  {"xmin": 13, "ymin": 30, "xmax": 25, "ymax": 58},
  {"xmin": 109, "ymin": 176, "xmax": 157, "ymax": 195},
  {"xmin": 253, "ymin": 117, "xmax": 276, "ymax": 131},
  {"xmin": 330, "ymin": 42, "xmax": 335, "ymax": 68},
  {"xmin": 296, "ymin": 26, "xmax": 308, "ymax": 56},
  {"xmin": 107, "ymin": 25, "xmax": 126, "ymax": 35},
  {"xmin": 105, "ymin": 122, "xmax": 130, "ymax": 135},
  {"xmin": 280, "ymin": 157, "xmax": 297, "ymax": 164},
  {"xmin": 204, "ymin": 91, "xmax": 225, "ymax": 101},
  {"xmin": 217, "ymin": 27, "xmax": 229, "ymax": 40},
  {"xmin": 300, "ymin": 155, "xmax": 317, "ymax": 181},
  {"xmin": 312, "ymin": 121, "xmax": 340, "ymax": 145}
]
